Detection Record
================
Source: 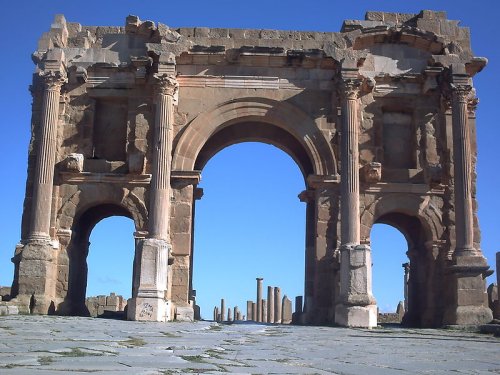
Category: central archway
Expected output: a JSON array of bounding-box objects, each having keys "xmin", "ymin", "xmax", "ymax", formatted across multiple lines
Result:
[
  {"xmin": 171, "ymin": 98, "xmax": 337, "ymax": 322},
  {"xmin": 193, "ymin": 141, "xmax": 306, "ymax": 319}
]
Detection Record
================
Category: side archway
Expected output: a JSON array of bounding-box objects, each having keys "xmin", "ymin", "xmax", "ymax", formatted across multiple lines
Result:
[
  {"xmin": 56, "ymin": 186, "xmax": 147, "ymax": 315},
  {"xmin": 361, "ymin": 193, "xmax": 446, "ymax": 327}
]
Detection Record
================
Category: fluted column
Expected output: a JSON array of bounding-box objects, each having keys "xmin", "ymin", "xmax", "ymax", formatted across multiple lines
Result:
[
  {"xmin": 149, "ymin": 74, "xmax": 178, "ymax": 240},
  {"xmin": 335, "ymin": 77, "xmax": 377, "ymax": 328},
  {"xmin": 128, "ymin": 74, "xmax": 178, "ymax": 322},
  {"xmin": 340, "ymin": 79, "xmax": 361, "ymax": 245},
  {"xmin": 451, "ymin": 84, "xmax": 476, "ymax": 256},
  {"xmin": 29, "ymin": 71, "xmax": 66, "ymax": 240},
  {"xmin": 442, "ymin": 77, "xmax": 492, "ymax": 326}
]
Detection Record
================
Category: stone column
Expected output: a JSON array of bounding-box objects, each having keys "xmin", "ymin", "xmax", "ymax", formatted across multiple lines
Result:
[
  {"xmin": 451, "ymin": 83, "xmax": 476, "ymax": 256},
  {"xmin": 246, "ymin": 300, "xmax": 253, "ymax": 321},
  {"xmin": 234, "ymin": 306, "xmax": 239, "ymax": 321},
  {"xmin": 128, "ymin": 74, "xmax": 178, "ymax": 322},
  {"xmin": 15, "ymin": 70, "xmax": 67, "ymax": 313},
  {"xmin": 149, "ymin": 74, "xmax": 177, "ymax": 241},
  {"xmin": 442, "ymin": 70, "xmax": 492, "ymax": 325},
  {"xmin": 261, "ymin": 299, "xmax": 267, "ymax": 322},
  {"xmin": 340, "ymin": 80, "xmax": 361, "ymax": 247},
  {"xmin": 274, "ymin": 287, "xmax": 282, "ymax": 324},
  {"xmin": 29, "ymin": 71, "xmax": 66, "ymax": 240},
  {"xmin": 402, "ymin": 263, "xmax": 410, "ymax": 313},
  {"xmin": 335, "ymin": 76, "xmax": 377, "ymax": 328},
  {"xmin": 256, "ymin": 277, "xmax": 263, "ymax": 322},
  {"xmin": 220, "ymin": 298, "xmax": 226, "ymax": 322},
  {"xmin": 267, "ymin": 286, "xmax": 275, "ymax": 323}
]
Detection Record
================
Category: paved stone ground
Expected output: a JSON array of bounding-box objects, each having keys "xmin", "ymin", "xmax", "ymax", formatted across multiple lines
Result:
[{"xmin": 0, "ymin": 316, "xmax": 499, "ymax": 374}]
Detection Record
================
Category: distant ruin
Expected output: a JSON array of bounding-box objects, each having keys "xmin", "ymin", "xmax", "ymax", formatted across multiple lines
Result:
[{"xmin": 6, "ymin": 10, "xmax": 494, "ymax": 327}]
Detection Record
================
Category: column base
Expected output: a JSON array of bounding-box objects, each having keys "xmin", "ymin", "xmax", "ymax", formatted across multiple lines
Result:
[
  {"xmin": 443, "ymin": 254, "xmax": 492, "ymax": 326},
  {"xmin": 127, "ymin": 297, "xmax": 171, "ymax": 322},
  {"xmin": 443, "ymin": 305, "xmax": 493, "ymax": 326},
  {"xmin": 335, "ymin": 303, "xmax": 377, "ymax": 328}
]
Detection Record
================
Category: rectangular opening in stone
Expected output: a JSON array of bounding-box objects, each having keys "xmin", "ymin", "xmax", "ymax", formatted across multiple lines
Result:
[
  {"xmin": 93, "ymin": 98, "xmax": 128, "ymax": 161},
  {"xmin": 382, "ymin": 111, "xmax": 415, "ymax": 169}
]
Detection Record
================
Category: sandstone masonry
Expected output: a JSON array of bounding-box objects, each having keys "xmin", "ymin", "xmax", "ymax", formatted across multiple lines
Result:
[{"xmin": 8, "ymin": 10, "xmax": 493, "ymax": 327}]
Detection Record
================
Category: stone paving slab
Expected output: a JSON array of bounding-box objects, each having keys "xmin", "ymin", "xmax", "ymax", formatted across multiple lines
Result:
[{"xmin": 0, "ymin": 316, "xmax": 498, "ymax": 374}]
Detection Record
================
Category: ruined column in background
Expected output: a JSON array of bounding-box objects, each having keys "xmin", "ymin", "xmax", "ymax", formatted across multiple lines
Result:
[
  {"xmin": 256, "ymin": 278, "xmax": 263, "ymax": 322},
  {"xmin": 267, "ymin": 286, "xmax": 275, "ymax": 323},
  {"xmin": 274, "ymin": 287, "xmax": 282, "ymax": 324}
]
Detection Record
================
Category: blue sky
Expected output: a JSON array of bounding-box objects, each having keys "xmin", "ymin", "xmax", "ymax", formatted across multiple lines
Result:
[{"xmin": 0, "ymin": 1, "xmax": 499, "ymax": 318}]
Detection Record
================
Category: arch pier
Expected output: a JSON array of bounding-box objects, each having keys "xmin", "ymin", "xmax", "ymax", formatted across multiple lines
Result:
[{"xmin": 10, "ymin": 11, "xmax": 492, "ymax": 327}]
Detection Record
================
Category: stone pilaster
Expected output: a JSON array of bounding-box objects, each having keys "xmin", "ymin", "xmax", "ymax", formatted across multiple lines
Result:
[
  {"xmin": 335, "ymin": 77, "xmax": 377, "ymax": 328},
  {"xmin": 301, "ymin": 176, "xmax": 339, "ymax": 325},
  {"xmin": 128, "ymin": 74, "xmax": 178, "ymax": 322}
]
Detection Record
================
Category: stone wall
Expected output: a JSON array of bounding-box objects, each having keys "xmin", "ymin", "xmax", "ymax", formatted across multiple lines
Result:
[{"xmin": 85, "ymin": 293, "xmax": 127, "ymax": 318}]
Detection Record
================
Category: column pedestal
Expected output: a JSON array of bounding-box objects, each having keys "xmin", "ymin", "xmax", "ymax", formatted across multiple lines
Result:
[
  {"xmin": 128, "ymin": 238, "xmax": 171, "ymax": 322},
  {"xmin": 443, "ymin": 256, "xmax": 492, "ymax": 326},
  {"xmin": 14, "ymin": 239, "xmax": 58, "ymax": 314},
  {"xmin": 335, "ymin": 244, "xmax": 377, "ymax": 328}
]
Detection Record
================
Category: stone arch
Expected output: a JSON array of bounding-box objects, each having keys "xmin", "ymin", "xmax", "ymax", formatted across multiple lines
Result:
[
  {"xmin": 361, "ymin": 193, "xmax": 443, "ymax": 244},
  {"xmin": 172, "ymin": 97, "xmax": 337, "ymax": 178},
  {"xmin": 57, "ymin": 186, "xmax": 148, "ymax": 235},
  {"xmin": 57, "ymin": 186, "xmax": 147, "ymax": 315}
]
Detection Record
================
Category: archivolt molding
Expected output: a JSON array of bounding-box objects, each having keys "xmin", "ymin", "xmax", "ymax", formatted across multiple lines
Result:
[
  {"xmin": 360, "ymin": 193, "xmax": 444, "ymax": 243},
  {"xmin": 56, "ymin": 185, "xmax": 148, "ymax": 235},
  {"xmin": 172, "ymin": 97, "xmax": 337, "ymax": 176}
]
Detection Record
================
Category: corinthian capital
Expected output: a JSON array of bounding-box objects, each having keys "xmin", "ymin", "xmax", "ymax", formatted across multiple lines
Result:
[
  {"xmin": 39, "ymin": 70, "xmax": 67, "ymax": 91},
  {"xmin": 339, "ymin": 79, "xmax": 362, "ymax": 100},
  {"xmin": 450, "ymin": 84, "xmax": 472, "ymax": 103},
  {"xmin": 153, "ymin": 73, "xmax": 178, "ymax": 96}
]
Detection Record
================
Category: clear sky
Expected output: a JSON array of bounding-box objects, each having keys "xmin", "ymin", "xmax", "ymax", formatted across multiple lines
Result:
[{"xmin": 0, "ymin": 0, "xmax": 498, "ymax": 318}]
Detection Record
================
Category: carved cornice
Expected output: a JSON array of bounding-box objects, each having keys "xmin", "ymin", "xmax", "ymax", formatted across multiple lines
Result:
[
  {"xmin": 153, "ymin": 73, "xmax": 178, "ymax": 96},
  {"xmin": 39, "ymin": 70, "xmax": 67, "ymax": 91}
]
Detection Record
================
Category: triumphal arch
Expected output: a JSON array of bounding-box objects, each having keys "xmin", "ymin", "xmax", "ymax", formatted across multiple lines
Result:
[{"xmin": 10, "ymin": 10, "xmax": 493, "ymax": 327}]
